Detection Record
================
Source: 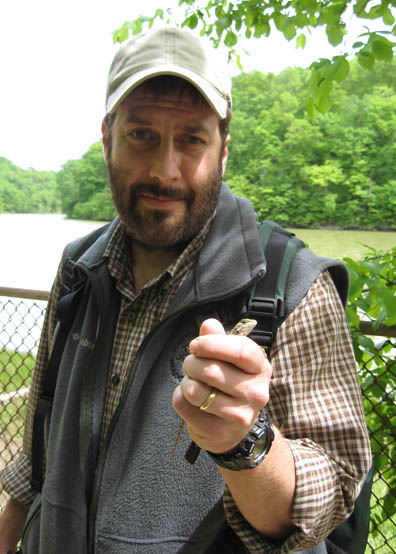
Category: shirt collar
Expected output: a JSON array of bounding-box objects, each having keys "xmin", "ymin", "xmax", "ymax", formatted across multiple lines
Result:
[{"xmin": 103, "ymin": 213, "xmax": 215, "ymax": 299}]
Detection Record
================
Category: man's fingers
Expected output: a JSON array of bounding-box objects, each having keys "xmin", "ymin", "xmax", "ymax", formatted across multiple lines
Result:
[
  {"xmin": 189, "ymin": 334, "xmax": 267, "ymax": 375},
  {"xmin": 183, "ymin": 356, "xmax": 269, "ymax": 402},
  {"xmin": 173, "ymin": 385, "xmax": 257, "ymax": 452},
  {"xmin": 179, "ymin": 374, "xmax": 268, "ymax": 420}
]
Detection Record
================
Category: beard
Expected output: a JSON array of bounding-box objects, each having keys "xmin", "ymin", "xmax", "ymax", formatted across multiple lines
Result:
[{"xmin": 107, "ymin": 160, "xmax": 223, "ymax": 250}]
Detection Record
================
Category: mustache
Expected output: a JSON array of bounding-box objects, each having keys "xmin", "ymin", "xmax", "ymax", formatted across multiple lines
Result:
[{"xmin": 130, "ymin": 182, "xmax": 195, "ymax": 203}]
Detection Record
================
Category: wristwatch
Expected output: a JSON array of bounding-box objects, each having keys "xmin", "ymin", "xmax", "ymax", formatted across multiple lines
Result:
[{"xmin": 207, "ymin": 407, "xmax": 274, "ymax": 470}]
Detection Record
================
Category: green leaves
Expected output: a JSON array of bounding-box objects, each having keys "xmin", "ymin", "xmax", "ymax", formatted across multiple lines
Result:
[
  {"xmin": 0, "ymin": 157, "xmax": 60, "ymax": 214},
  {"xmin": 371, "ymin": 35, "xmax": 394, "ymax": 61},
  {"xmin": 226, "ymin": 60, "xmax": 396, "ymax": 229},
  {"xmin": 112, "ymin": 18, "xmax": 147, "ymax": 43},
  {"xmin": 332, "ymin": 55, "xmax": 350, "ymax": 81},
  {"xmin": 345, "ymin": 246, "xmax": 396, "ymax": 529},
  {"xmin": 112, "ymin": 0, "xmax": 396, "ymax": 115},
  {"xmin": 345, "ymin": 247, "xmax": 396, "ymax": 331},
  {"xmin": 356, "ymin": 33, "xmax": 396, "ymax": 70},
  {"xmin": 326, "ymin": 22, "xmax": 346, "ymax": 46},
  {"xmin": 307, "ymin": 55, "xmax": 350, "ymax": 115},
  {"xmin": 56, "ymin": 142, "xmax": 115, "ymax": 221},
  {"xmin": 357, "ymin": 50, "xmax": 376, "ymax": 68},
  {"xmin": 184, "ymin": 13, "xmax": 199, "ymax": 29},
  {"xmin": 224, "ymin": 30, "xmax": 238, "ymax": 46},
  {"xmin": 296, "ymin": 33, "xmax": 307, "ymax": 48}
]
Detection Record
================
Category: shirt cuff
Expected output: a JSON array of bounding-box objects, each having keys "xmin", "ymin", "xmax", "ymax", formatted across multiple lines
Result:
[
  {"xmin": 223, "ymin": 435, "xmax": 361, "ymax": 554},
  {"xmin": 223, "ymin": 481, "xmax": 331, "ymax": 553},
  {"xmin": 0, "ymin": 450, "xmax": 35, "ymax": 506},
  {"xmin": 285, "ymin": 439, "xmax": 359, "ymax": 544}
]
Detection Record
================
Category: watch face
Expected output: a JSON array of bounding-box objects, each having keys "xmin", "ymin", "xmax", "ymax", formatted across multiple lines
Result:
[
  {"xmin": 252, "ymin": 435, "xmax": 270, "ymax": 459},
  {"xmin": 208, "ymin": 408, "xmax": 273, "ymax": 470}
]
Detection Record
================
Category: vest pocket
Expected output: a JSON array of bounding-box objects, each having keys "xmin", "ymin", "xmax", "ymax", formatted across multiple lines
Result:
[{"xmin": 20, "ymin": 493, "xmax": 42, "ymax": 553}]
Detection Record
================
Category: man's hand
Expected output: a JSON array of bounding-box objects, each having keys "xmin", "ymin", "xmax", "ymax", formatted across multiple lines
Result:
[
  {"xmin": 173, "ymin": 318, "xmax": 272, "ymax": 454},
  {"xmin": 0, "ymin": 497, "xmax": 28, "ymax": 553}
]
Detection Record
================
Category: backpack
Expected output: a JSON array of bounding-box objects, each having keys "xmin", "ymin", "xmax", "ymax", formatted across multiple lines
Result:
[{"xmin": 29, "ymin": 220, "xmax": 372, "ymax": 554}]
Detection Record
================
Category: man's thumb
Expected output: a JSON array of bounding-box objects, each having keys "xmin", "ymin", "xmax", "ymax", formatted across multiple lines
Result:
[{"xmin": 199, "ymin": 318, "xmax": 225, "ymax": 336}]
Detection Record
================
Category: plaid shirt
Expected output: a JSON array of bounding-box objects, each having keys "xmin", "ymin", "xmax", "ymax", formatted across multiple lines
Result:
[{"xmin": 1, "ymin": 220, "xmax": 371, "ymax": 553}]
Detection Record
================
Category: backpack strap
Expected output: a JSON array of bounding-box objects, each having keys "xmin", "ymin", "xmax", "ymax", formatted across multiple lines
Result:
[
  {"xmin": 248, "ymin": 221, "xmax": 305, "ymax": 353},
  {"xmin": 185, "ymin": 222, "xmax": 305, "ymax": 465},
  {"xmin": 250, "ymin": 222, "xmax": 372, "ymax": 554},
  {"xmin": 30, "ymin": 223, "xmax": 111, "ymax": 492}
]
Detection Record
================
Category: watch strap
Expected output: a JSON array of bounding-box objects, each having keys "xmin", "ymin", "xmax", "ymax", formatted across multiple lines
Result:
[{"xmin": 207, "ymin": 407, "xmax": 274, "ymax": 471}]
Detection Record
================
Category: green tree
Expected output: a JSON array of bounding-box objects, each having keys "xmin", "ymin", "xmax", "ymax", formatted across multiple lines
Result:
[
  {"xmin": 222, "ymin": 60, "xmax": 396, "ymax": 229},
  {"xmin": 57, "ymin": 142, "xmax": 115, "ymax": 221},
  {"xmin": 0, "ymin": 157, "xmax": 59, "ymax": 214}
]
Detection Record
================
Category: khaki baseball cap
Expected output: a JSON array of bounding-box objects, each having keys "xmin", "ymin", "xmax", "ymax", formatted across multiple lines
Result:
[{"xmin": 106, "ymin": 26, "xmax": 232, "ymax": 119}]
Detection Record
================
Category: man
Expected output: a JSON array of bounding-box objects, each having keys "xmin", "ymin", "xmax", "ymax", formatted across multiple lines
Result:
[{"xmin": 0, "ymin": 26, "xmax": 371, "ymax": 553}]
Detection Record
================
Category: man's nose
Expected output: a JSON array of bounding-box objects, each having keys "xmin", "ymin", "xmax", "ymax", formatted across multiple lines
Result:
[{"xmin": 149, "ymin": 142, "xmax": 182, "ymax": 184}]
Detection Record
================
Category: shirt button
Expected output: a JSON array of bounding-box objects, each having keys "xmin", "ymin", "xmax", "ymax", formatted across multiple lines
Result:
[{"xmin": 112, "ymin": 374, "xmax": 121, "ymax": 386}]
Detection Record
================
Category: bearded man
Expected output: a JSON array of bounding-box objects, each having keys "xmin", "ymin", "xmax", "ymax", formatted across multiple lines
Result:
[{"xmin": 0, "ymin": 26, "xmax": 371, "ymax": 554}]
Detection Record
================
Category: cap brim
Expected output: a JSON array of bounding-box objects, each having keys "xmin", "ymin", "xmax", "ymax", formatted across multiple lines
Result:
[{"xmin": 106, "ymin": 64, "xmax": 229, "ymax": 119}]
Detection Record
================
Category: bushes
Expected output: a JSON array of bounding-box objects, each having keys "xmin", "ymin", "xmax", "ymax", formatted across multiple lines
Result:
[{"xmin": 344, "ymin": 246, "xmax": 396, "ymax": 539}]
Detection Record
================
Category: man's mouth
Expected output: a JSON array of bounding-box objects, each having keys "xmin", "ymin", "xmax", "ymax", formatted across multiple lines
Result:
[
  {"xmin": 132, "ymin": 183, "xmax": 194, "ymax": 208},
  {"xmin": 140, "ymin": 193, "xmax": 182, "ymax": 201},
  {"xmin": 138, "ymin": 192, "xmax": 185, "ymax": 209}
]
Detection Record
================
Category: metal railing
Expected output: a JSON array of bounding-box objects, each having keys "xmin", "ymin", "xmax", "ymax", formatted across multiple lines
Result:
[{"xmin": 1, "ymin": 287, "xmax": 395, "ymax": 552}]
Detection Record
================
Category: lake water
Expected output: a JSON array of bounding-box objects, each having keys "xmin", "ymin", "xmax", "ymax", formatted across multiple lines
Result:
[
  {"xmin": 0, "ymin": 213, "xmax": 395, "ymax": 353},
  {"xmin": 0, "ymin": 215, "xmax": 106, "ymax": 352},
  {"xmin": 287, "ymin": 228, "xmax": 396, "ymax": 261},
  {"xmin": 0, "ymin": 214, "xmax": 105, "ymax": 291},
  {"xmin": 0, "ymin": 213, "xmax": 395, "ymax": 291}
]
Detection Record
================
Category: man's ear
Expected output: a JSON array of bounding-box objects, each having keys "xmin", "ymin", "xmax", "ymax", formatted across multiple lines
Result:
[
  {"xmin": 101, "ymin": 120, "xmax": 109, "ymax": 164},
  {"xmin": 221, "ymin": 134, "xmax": 230, "ymax": 176}
]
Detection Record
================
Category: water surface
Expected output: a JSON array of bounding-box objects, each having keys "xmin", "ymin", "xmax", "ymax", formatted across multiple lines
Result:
[
  {"xmin": 288, "ymin": 228, "xmax": 396, "ymax": 260},
  {"xmin": 1, "ymin": 214, "xmax": 395, "ymax": 291}
]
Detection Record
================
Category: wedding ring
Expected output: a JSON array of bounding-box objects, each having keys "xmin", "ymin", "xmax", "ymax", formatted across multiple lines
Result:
[{"xmin": 200, "ymin": 388, "xmax": 217, "ymax": 411}]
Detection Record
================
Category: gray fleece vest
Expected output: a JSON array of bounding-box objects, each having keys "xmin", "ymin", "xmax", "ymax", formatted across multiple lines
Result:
[{"xmin": 21, "ymin": 184, "xmax": 347, "ymax": 554}]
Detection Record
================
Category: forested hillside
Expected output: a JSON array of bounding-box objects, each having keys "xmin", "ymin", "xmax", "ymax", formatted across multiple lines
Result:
[
  {"xmin": 226, "ymin": 59, "xmax": 396, "ymax": 228},
  {"xmin": 0, "ymin": 158, "xmax": 59, "ymax": 213},
  {"xmin": 57, "ymin": 142, "xmax": 116, "ymax": 221},
  {"xmin": 1, "ymin": 59, "xmax": 395, "ymax": 228}
]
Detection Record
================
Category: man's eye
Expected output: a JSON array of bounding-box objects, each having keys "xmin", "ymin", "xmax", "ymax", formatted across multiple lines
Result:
[
  {"xmin": 184, "ymin": 135, "xmax": 203, "ymax": 145},
  {"xmin": 130, "ymin": 130, "xmax": 151, "ymax": 140}
]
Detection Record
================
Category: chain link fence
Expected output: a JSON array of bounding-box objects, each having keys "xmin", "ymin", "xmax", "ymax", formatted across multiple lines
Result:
[
  {"xmin": 0, "ymin": 288, "xmax": 395, "ymax": 552},
  {"xmin": 0, "ymin": 288, "xmax": 48, "ymax": 509},
  {"xmin": 356, "ymin": 331, "xmax": 396, "ymax": 553}
]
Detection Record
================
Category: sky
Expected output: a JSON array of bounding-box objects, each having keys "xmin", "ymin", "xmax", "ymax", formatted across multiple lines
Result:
[{"xmin": 0, "ymin": 0, "xmax": 388, "ymax": 172}]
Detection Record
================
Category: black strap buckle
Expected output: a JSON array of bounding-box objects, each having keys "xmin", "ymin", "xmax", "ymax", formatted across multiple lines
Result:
[
  {"xmin": 247, "ymin": 296, "xmax": 285, "ymax": 352},
  {"xmin": 249, "ymin": 296, "xmax": 284, "ymax": 320},
  {"xmin": 249, "ymin": 329, "xmax": 273, "ymax": 350}
]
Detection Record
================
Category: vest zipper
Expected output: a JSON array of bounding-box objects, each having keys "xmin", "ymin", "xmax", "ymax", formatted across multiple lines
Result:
[{"xmin": 86, "ymin": 270, "xmax": 265, "ymax": 551}]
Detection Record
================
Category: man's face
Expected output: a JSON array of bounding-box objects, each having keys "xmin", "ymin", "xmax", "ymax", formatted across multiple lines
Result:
[{"xmin": 102, "ymin": 85, "xmax": 229, "ymax": 250}]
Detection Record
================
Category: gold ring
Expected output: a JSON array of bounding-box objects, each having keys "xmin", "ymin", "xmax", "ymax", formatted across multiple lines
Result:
[{"xmin": 200, "ymin": 388, "xmax": 217, "ymax": 411}]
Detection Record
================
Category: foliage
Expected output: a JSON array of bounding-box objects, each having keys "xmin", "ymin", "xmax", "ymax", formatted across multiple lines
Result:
[
  {"xmin": 0, "ymin": 350, "xmax": 34, "ymax": 393},
  {"xmin": 56, "ymin": 142, "xmax": 115, "ymax": 221},
  {"xmin": 225, "ymin": 60, "xmax": 396, "ymax": 229},
  {"xmin": 344, "ymin": 247, "xmax": 396, "ymax": 529},
  {"xmin": 2, "ymin": 61, "xmax": 396, "ymax": 228},
  {"xmin": 113, "ymin": 0, "xmax": 396, "ymax": 114},
  {"xmin": 368, "ymin": 479, "xmax": 396, "ymax": 550},
  {"xmin": 0, "ymin": 157, "xmax": 60, "ymax": 214}
]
